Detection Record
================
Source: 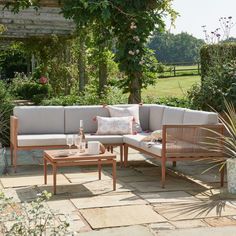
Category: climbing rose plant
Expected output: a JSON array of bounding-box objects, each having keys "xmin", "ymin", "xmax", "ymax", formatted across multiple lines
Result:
[{"xmin": 61, "ymin": 0, "xmax": 177, "ymax": 103}]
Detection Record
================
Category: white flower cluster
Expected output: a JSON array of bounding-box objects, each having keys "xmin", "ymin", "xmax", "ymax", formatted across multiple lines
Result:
[
  {"xmin": 133, "ymin": 36, "xmax": 140, "ymax": 42},
  {"xmin": 128, "ymin": 49, "xmax": 140, "ymax": 56},
  {"xmin": 139, "ymin": 60, "xmax": 145, "ymax": 65},
  {"xmin": 130, "ymin": 22, "xmax": 137, "ymax": 29}
]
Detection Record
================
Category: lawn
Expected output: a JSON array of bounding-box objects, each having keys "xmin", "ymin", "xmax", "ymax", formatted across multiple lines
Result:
[{"xmin": 143, "ymin": 75, "xmax": 201, "ymax": 98}]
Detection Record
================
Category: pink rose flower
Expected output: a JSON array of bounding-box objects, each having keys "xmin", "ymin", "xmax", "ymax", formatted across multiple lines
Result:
[{"xmin": 39, "ymin": 76, "xmax": 48, "ymax": 84}]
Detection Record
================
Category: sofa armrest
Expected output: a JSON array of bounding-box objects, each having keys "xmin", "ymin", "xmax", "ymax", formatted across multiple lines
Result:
[
  {"xmin": 162, "ymin": 124, "xmax": 224, "ymax": 157},
  {"xmin": 10, "ymin": 116, "xmax": 18, "ymax": 147}
]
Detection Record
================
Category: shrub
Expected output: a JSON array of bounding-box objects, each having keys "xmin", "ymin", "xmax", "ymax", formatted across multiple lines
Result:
[
  {"xmin": 142, "ymin": 95, "xmax": 191, "ymax": 108},
  {"xmin": 200, "ymin": 43, "xmax": 236, "ymax": 78},
  {"xmin": 187, "ymin": 60, "xmax": 236, "ymax": 112},
  {"xmin": 10, "ymin": 75, "xmax": 52, "ymax": 104},
  {"xmin": 0, "ymin": 191, "xmax": 75, "ymax": 235},
  {"xmin": 0, "ymin": 80, "xmax": 13, "ymax": 146},
  {"xmin": 41, "ymin": 85, "xmax": 127, "ymax": 106}
]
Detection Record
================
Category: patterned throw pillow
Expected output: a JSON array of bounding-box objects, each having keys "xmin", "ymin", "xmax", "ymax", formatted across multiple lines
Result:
[
  {"xmin": 106, "ymin": 105, "xmax": 142, "ymax": 133},
  {"xmin": 96, "ymin": 116, "xmax": 133, "ymax": 135}
]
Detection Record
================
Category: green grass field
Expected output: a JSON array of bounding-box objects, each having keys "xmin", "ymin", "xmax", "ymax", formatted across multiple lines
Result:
[{"xmin": 143, "ymin": 75, "xmax": 201, "ymax": 98}]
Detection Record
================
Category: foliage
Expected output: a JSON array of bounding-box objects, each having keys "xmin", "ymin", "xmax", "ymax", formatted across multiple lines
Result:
[
  {"xmin": 143, "ymin": 95, "xmax": 191, "ymax": 108},
  {"xmin": 200, "ymin": 42, "xmax": 236, "ymax": 78},
  {"xmin": 0, "ymin": 104, "xmax": 13, "ymax": 147},
  {"xmin": 148, "ymin": 32, "xmax": 205, "ymax": 64},
  {"xmin": 61, "ymin": 0, "xmax": 177, "ymax": 103},
  {"xmin": 187, "ymin": 60, "xmax": 236, "ymax": 112},
  {"xmin": 214, "ymin": 101, "xmax": 236, "ymax": 159},
  {"xmin": 4, "ymin": 0, "xmax": 177, "ymax": 103},
  {"xmin": 9, "ymin": 74, "xmax": 52, "ymax": 104},
  {"xmin": 202, "ymin": 101, "xmax": 236, "ymax": 167},
  {"xmin": 0, "ymin": 43, "xmax": 28, "ymax": 80},
  {"xmin": 0, "ymin": 190, "xmax": 75, "ymax": 235},
  {"xmin": 41, "ymin": 84, "xmax": 127, "ymax": 106},
  {"xmin": 0, "ymin": 80, "xmax": 13, "ymax": 146}
]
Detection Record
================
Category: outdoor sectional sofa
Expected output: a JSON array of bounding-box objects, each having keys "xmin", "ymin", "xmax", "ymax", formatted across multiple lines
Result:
[{"xmin": 10, "ymin": 105, "xmax": 225, "ymax": 187}]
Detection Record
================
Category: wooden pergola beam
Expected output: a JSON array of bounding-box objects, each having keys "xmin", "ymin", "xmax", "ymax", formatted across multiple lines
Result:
[{"xmin": 0, "ymin": 1, "xmax": 76, "ymax": 39}]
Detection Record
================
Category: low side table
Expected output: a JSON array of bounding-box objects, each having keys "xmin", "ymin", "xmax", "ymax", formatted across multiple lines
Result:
[{"xmin": 43, "ymin": 149, "xmax": 116, "ymax": 194}]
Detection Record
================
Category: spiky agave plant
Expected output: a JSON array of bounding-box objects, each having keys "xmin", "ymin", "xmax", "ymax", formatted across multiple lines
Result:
[{"xmin": 203, "ymin": 100, "xmax": 236, "ymax": 173}]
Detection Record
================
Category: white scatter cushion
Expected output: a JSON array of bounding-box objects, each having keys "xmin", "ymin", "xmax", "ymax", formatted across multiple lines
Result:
[
  {"xmin": 107, "ymin": 105, "xmax": 142, "ymax": 132},
  {"xmin": 96, "ymin": 116, "xmax": 133, "ymax": 135}
]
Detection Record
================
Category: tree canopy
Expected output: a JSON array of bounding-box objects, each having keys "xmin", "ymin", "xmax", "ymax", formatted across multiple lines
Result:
[{"xmin": 148, "ymin": 32, "xmax": 205, "ymax": 64}]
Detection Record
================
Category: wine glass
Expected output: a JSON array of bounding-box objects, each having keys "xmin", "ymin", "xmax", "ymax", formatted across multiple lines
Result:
[{"xmin": 66, "ymin": 135, "xmax": 73, "ymax": 152}]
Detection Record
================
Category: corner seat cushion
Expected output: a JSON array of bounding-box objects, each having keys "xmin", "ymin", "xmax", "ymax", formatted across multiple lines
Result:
[
  {"xmin": 14, "ymin": 106, "xmax": 65, "ymax": 134},
  {"xmin": 123, "ymin": 133, "xmax": 152, "ymax": 148},
  {"xmin": 85, "ymin": 134, "xmax": 123, "ymax": 144},
  {"xmin": 18, "ymin": 134, "xmax": 67, "ymax": 147},
  {"xmin": 149, "ymin": 105, "xmax": 165, "ymax": 131},
  {"xmin": 140, "ymin": 141, "xmax": 162, "ymax": 157}
]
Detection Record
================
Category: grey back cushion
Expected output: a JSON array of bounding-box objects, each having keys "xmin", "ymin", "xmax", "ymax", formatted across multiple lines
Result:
[
  {"xmin": 14, "ymin": 106, "xmax": 65, "ymax": 134},
  {"xmin": 65, "ymin": 106, "xmax": 110, "ymax": 134},
  {"xmin": 183, "ymin": 109, "xmax": 218, "ymax": 124},
  {"xmin": 149, "ymin": 105, "xmax": 165, "ymax": 131},
  {"xmin": 112, "ymin": 104, "xmax": 150, "ymax": 131},
  {"xmin": 162, "ymin": 106, "xmax": 186, "ymax": 125}
]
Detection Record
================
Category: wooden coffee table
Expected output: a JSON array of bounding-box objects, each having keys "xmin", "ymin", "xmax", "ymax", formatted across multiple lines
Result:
[{"xmin": 43, "ymin": 149, "xmax": 116, "ymax": 194}]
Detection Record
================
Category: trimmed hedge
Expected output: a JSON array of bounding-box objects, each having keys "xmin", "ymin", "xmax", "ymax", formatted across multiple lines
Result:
[{"xmin": 200, "ymin": 43, "xmax": 236, "ymax": 78}]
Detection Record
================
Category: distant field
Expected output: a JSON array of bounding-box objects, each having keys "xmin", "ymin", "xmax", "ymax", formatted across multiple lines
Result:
[{"xmin": 143, "ymin": 75, "xmax": 201, "ymax": 98}]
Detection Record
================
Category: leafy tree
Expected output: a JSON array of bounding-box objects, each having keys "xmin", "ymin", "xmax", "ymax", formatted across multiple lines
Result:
[{"xmin": 148, "ymin": 32, "xmax": 205, "ymax": 64}]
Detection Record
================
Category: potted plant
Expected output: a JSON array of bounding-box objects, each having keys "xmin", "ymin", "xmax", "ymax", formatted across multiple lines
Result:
[{"xmin": 206, "ymin": 101, "xmax": 236, "ymax": 194}]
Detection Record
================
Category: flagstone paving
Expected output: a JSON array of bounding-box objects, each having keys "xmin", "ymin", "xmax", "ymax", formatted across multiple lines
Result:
[
  {"xmin": 80, "ymin": 205, "xmax": 166, "ymax": 229},
  {"xmin": 1, "ymin": 149, "xmax": 236, "ymax": 235}
]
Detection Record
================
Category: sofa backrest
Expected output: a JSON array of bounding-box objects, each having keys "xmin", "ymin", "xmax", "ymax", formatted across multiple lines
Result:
[
  {"xmin": 14, "ymin": 106, "xmax": 65, "ymax": 134},
  {"xmin": 14, "ymin": 105, "xmax": 219, "ymax": 135},
  {"xmin": 64, "ymin": 106, "xmax": 110, "ymax": 134},
  {"xmin": 149, "ymin": 105, "xmax": 165, "ymax": 131},
  {"xmin": 162, "ymin": 106, "xmax": 186, "ymax": 125},
  {"xmin": 183, "ymin": 109, "xmax": 218, "ymax": 125},
  {"xmin": 113, "ymin": 104, "xmax": 150, "ymax": 131},
  {"xmin": 148, "ymin": 105, "xmax": 218, "ymax": 131}
]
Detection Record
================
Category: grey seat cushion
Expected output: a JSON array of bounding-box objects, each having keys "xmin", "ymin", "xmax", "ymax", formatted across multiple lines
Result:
[
  {"xmin": 18, "ymin": 134, "xmax": 67, "ymax": 147},
  {"xmin": 85, "ymin": 134, "xmax": 123, "ymax": 144},
  {"xmin": 14, "ymin": 106, "xmax": 65, "ymax": 134},
  {"xmin": 140, "ymin": 141, "xmax": 162, "ymax": 157},
  {"xmin": 65, "ymin": 106, "xmax": 109, "ymax": 134},
  {"xmin": 123, "ymin": 133, "xmax": 151, "ymax": 148}
]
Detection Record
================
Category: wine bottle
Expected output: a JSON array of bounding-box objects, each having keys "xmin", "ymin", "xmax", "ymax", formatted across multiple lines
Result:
[{"xmin": 79, "ymin": 120, "xmax": 86, "ymax": 152}]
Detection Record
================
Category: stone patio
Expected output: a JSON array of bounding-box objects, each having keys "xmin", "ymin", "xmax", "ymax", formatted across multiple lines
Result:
[{"xmin": 1, "ymin": 148, "xmax": 236, "ymax": 235}]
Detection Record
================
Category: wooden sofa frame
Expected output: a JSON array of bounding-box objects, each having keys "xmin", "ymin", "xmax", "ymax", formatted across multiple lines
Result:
[
  {"xmin": 10, "ymin": 116, "xmax": 123, "ymax": 171},
  {"xmin": 124, "ymin": 124, "xmax": 225, "ymax": 188}
]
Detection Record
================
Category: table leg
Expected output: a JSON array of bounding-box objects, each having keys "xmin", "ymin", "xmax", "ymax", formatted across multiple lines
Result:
[
  {"xmin": 98, "ymin": 159, "xmax": 102, "ymax": 180},
  {"xmin": 112, "ymin": 159, "xmax": 116, "ymax": 191},
  {"xmin": 53, "ymin": 164, "xmax": 57, "ymax": 195},
  {"xmin": 44, "ymin": 158, "xmax": 47, "ymax": 185}
]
